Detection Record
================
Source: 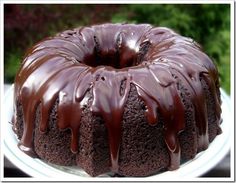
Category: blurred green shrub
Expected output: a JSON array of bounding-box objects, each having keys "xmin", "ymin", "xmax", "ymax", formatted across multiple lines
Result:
[{"xmin": 4, "ymin": 4, "xmax": 230, "ymax": 94}]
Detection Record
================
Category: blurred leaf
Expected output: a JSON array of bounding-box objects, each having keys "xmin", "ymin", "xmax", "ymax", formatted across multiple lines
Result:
[{"xmin": 4, "ymin": 50, "xmax": 21, "ymax": 83}]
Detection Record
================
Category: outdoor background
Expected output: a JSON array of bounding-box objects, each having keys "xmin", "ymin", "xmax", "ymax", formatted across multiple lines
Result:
[{"xmin": 4, "ymin": 4, "xmax": 230, "ymax": 94}]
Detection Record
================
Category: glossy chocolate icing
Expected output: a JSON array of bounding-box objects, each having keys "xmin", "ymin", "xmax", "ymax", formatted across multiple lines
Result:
[{"xmin": 13, "ymin": 23, "xmax": 222, "ymax": 173}]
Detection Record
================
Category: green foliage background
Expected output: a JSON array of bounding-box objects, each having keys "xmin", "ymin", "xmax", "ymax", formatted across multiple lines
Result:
[{"xmin": 4, "ymin": 4, "xmax": 230, "ymax": 94}]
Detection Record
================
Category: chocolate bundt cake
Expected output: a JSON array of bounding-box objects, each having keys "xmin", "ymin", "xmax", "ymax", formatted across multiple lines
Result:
[{"xmin": 13, "ymin": 23, "xmax": 222, "ymax": 177}]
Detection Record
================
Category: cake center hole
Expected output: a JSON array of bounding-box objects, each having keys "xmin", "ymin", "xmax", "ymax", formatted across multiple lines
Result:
[{"xmin": 82, "ymin": 35, "xmax": 151, "ymax": 69}]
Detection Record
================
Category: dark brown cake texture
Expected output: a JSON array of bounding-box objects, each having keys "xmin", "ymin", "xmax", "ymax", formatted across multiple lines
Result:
[{"xmin": 13, "ymin": 23, "xmax": 222, "ymax": 177}]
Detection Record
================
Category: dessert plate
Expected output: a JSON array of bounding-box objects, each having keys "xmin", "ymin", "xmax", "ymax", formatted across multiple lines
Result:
[{"xmin": 3, "ymin": 85, "xmax": 231, "ymax": 180}]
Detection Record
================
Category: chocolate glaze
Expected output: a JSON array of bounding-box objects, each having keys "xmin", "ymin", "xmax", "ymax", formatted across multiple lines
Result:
[{"xmin": 13, "ymin": 23, "xmax": 222, "ymax": 173}]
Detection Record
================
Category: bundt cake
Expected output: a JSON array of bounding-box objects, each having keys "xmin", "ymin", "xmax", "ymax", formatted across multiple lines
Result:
[{"xmin": 13, "ymin": 23, "xmax": 222, "ymax": 177}]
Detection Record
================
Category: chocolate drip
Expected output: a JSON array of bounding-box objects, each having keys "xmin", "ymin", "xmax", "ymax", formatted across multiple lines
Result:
[
  {"xmin": 13, "ymin": 23, "xmax": 222, "ymax": 173},
  {"xmin": 91, "ymin": 69, "xmax": 130, "ymax": 172}
]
